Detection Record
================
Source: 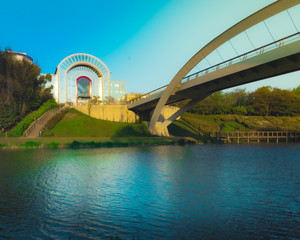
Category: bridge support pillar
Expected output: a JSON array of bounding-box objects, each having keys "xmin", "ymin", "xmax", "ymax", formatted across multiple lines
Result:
[
  {"xmin": 148, "ymin": 97, "xmax": 205, "ymax": 136},
  {"xmin": 148, "ymin": 122, "xmax": 170, "ymax": 136}
]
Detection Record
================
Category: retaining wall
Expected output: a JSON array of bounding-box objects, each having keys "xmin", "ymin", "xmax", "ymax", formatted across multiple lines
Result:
[{"xmin": 73, "ymin": 104, "xmax": 179, "ymax": 123}]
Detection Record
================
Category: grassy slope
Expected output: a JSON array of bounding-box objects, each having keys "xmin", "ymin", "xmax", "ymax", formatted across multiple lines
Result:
[
  {"xmin": 3, "ymin": 107, "xmax": 299, "ymax": 140},
  {"xmin": 176, "ymin": 113, "xmax": 300, "ymax": 135},
  {"xmin": 43, "ymin": 108, "xmax": 152, "ymax": 137},
  {"xmin": 168, "ymin": 119, "xmax": 199, "ymax": 138}
]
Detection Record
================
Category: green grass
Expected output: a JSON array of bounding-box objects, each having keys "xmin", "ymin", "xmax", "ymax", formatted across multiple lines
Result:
[
  {"xmin": 43, "ymin": 108, "xmax": 152, "ymax": 138},
  {"xmin": 168, "ymin": 113, "xmax": 300, "ymax": 143},
  {"xmin": 14, "ymin": 100, "xmax": 57, "ymax": 136},
  {"xmin": 182, "ymin": 113, "xmax": 300, "ymax": 133},
  {"xmin": 0, "ymin": 128, "xmax": 19, "ymax": 138},
  {"xmin": 168, "ymin": 119, "xmax": 199, "ymax": 137},
  {"xmin": 182, "ymin": 113, "xmax": 249, "ymax": 133},
  {"xmin": 3, "ymin": 106, "xmax": 300, "ymax": 147}
]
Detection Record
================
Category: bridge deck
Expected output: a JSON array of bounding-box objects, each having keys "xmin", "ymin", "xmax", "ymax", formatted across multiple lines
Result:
[{"xmin": 128, "ymin": 37, "xmax": 300, "ymax": 112}]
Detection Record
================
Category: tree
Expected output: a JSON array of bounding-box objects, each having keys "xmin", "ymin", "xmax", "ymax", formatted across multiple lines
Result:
[
  {"xmin": 290, "ymin": 91, "xmax": 300, "ymax": 116},
  {"xmin": 0, "ymin": 50, "xmax": 53, "ymax": 129},
  {"xmin": 270, "ymin": 88, "xmax": 291, "ymax": 116},
  {"xmin": 293, "ymin": 85, "xmax": 300, "ymax": 95},
  {"xmin": 92, "ymin": 95, "xmax": 102, "ymax": 104},
  {"xmin": 189, "ymin": 86, "xmax": 300, "ymax": 116},
  {"xmin": 227, "ymin": 88, "xmax": 248, "ymax": 106},
  {"xmin": 247, "ymin": 86, "xmax": 273, "ymax": 116},
  {"xmin": 232, "ymin": 106, "xmax": 247, "ymax": 115},
  {"xmin": 45, "ymin": 73, "xmax": 52, "ymax": 82},
  {"xmin": 247, "ymin": 87, "xmax": 300, "ymax": 116},
  {"xmin": 105, "ymin": 96, "xmax": 116, "ymax": 104},
  {"xmin": 191, "ymin": 91, "xmax": 233, "ymax": 115}
]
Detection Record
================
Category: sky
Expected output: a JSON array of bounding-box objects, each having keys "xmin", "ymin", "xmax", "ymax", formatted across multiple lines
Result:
[{"xmin": 1, "ymin": 0, "xmax": 300, "ymax": 94}]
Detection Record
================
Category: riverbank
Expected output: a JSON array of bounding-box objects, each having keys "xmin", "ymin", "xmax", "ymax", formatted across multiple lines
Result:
[
  {"xmin": 182, "ymin": 113, "xmax": 300, "ymax": 132},
  {"xmin": 0, "ymin": 137, "xmax": 198, "ymax": 150},
  {"xmin": 169, "ymin": 113, "xmax": 300, "ymax": 138},
  {"xmin": 2, "ymin": 109, "xmax": 300, "ymax": 149}
]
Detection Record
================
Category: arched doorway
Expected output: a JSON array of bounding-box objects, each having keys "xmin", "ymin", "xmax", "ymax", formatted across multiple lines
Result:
[{"xmin": 76, "ymin": 76, "xmax": 92, "ymax": 105}]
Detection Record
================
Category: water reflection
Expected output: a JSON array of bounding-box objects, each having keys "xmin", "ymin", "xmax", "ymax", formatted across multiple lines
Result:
[{"xmin": 0, "ymin": 145, "xmax": 299, "ymax": 239}]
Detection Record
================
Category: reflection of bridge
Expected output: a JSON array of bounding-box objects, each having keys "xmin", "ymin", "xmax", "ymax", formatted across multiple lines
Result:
[{"xmin": 128, "ymin": 0, "xmax": 300, "ymax": 136}]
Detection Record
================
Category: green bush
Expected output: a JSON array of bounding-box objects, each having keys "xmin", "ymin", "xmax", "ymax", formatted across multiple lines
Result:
[
  {"xmin": 20, "ymin": 141, "xmax": 41, "ymax": 148},
  {"xmin": 67, "ymin": 140, "xmax": 81, "ymax": 149},
  {"xmin": 0, "ymin": 106, "xmax": 20, "ymax": 130},
  {"xmin": 45, "ymin": 142, "xmax": 59, "ymax": 149},
  {"xmin": 102, "ymin": 141, "xmax": 113, "ymax": 147},
  {"xmin": 14, "ymin": 100, "xmax": 57, "ymax": 136},
  {"xmin": 114, "ymin": 142, "xmax": 129, "ymax": 147},
  {"xmin": 186, "ymin": 140, "xmax": 196, "ymax": 144},
  {"xmin": 178, "ymin": 139, "xmax": 186, "ymax": 146},
  {"xmin": 66, "ymin": 140, "xmax": 139, "ymax": 149}
]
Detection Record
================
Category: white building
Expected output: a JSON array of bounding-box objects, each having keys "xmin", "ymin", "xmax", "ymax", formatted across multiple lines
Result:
[{"xmin": 46, "ymin": 53, "xmax": 126, "ymax": 105}]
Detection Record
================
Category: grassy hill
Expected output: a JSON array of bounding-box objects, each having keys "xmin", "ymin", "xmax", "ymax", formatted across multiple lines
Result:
[
  {"xmin": 168, "ymin": 113, "xmax": 300, "ymax": 138},
  {"xmin": 43, "ymin": 108, "xmax": 152, "ymax": 138},
  {"xmin": 3, "ymin": 107, "xmax": 299, "ymax": 142},
  {"xmin": 41, "ymin": 109, "xmax": 300, "ymax": 139}
]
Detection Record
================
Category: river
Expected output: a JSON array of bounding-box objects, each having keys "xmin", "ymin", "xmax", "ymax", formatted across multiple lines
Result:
[{"xmin": 0, "ymin": 144, "xmax": 299, "ymax": 239}]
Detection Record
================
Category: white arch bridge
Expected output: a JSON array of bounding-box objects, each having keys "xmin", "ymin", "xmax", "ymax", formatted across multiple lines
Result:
[{"xmin": 128, "ymin": 0, "xmax": 300, "ymax": 136}]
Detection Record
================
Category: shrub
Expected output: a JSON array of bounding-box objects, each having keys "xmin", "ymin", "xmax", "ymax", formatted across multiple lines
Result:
[
  {"xmin": 102, "ymin": 141, "xmax": 113, "ymax": 147},
  {"xmin": 68, "ymin": 140, "xmax": 80, "ymax": 149},
  {"xmin": 178, "ymin": 139, "xmax": 186, "ymax": 146},
  {"xmin": 0, "ymin": 106, "xmax": 20, "ymax": 130},
  {"xmin": 186, "ymin": 140, "xmax": 196, "ymax": 144},
  {"xmin": 20, "ymin": 141, "xmax": 41, "ymax": 148},
  {"xmin": 66, "ymin": 141, "xmax": 132, "ymax": 149},
  {"xmin": 45, "ymin": 142, "xmax": 59, "ymax": 149},
  {"xmin": 114, "ymin": 142, "xmax": 129, "ymax": 147}
]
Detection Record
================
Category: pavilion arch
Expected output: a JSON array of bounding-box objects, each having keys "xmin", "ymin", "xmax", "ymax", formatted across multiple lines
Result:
[{"xmin": 54, "ymin": 53, "xmax": 111, "ymax": 104}]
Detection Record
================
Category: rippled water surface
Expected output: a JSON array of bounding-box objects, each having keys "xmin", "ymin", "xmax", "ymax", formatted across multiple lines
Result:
[{"xmin": 0, "ymin": 144, "xmax": 299, "ymax": 239}]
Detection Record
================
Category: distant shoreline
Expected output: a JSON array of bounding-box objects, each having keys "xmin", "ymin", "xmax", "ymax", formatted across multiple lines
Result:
[{"xmin": 1, "ymin": 135, "xmax": 299, "ymax": 150}]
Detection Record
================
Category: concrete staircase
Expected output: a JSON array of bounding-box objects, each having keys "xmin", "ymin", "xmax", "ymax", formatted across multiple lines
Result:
[{"xmin": 25, "ymin": 105, "xmax": 69, "ymax": 138}]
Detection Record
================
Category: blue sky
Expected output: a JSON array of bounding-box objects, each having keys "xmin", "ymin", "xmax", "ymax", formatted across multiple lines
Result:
[{"xmin": 1, "ymin": 0, "xmax": 299, "ymax": 93}]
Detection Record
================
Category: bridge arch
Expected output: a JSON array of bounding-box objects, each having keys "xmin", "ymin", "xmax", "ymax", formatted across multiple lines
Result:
[
  {"xmin": 148, "ymin": 0, "xmax": 299, "ymax": 135},
  {"xmin": 54, "ymin": 53, "xmax": 111, "ymax": 104}
]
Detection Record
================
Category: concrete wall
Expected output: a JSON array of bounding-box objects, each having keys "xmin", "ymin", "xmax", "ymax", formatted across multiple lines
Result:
[
  {"xmin": 74, "ymin": 105, "xmax": 138, "ymax": 123},
  {"xmin": 73, "ymin": 104, "xmax": 179, "ymax": 123}
]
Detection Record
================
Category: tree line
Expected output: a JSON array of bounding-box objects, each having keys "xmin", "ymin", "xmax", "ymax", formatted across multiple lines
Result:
[
  {"xmin": 0, "ymin": 49, "xmax": 53, "ymax": 129},
  {"xmin": 189, "ymin": 86, "xmax": 300, "ymax": 116}
]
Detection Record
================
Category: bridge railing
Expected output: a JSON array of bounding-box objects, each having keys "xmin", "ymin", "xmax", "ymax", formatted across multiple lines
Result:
[
  {"xmin": 182, "ymin": 31, "xmax": 300, "ymax": 83},
  {"xmin": 129, "ymin": 32, "xmax": 300, "ymax": 104}
]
